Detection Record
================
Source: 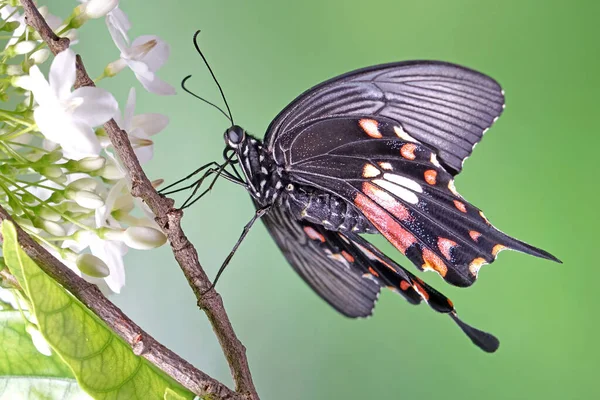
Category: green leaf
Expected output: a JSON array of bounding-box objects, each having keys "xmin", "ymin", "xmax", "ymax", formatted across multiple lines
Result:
[
  {"xmin": 1, "ymin": 221, "xmax": 195, "ymax": 400},
  {"xmin": 0, "ymin": 310, "xmax": 90, "ymax": 399}
]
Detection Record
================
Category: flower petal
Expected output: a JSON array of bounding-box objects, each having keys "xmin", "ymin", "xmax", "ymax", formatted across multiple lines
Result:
[
  {"xmin": 132, "ymin": 113, "xmax": 168, "ymax": 136},
  {"xmin": 131, "ymin": 35, "xmax": 170, "ymax": 71},
  {"xmin": 106, "ymin": 7, "xmax": 130, "ymax": 45},
  {"xmin": 70, "ymin": 87, "xmax": 118, "ymax": 126},
  {"xmin": 21, "ymin": 66, "xmax": 55, "ymax": 106},
  {"xmin": 135, "ymin": 72, "xmax": 176, "ymax": 96},
  {"xmin": 49, "ymin": 49, "xmax": 76, "ymax": 100},
  {"xmin": 123, "ymin": 87, "xmax": 136, "ymax": 131},
  {"xmin": 107, "ymin": 17, "xmax": 129, "ymax": 53},
  {"xmin": 134, "ymin": 144, "xmax": 153, "ymax": 165},
  {"xmin": 89, "ymin": 238, "xmax": 127, "ymax": 293}
]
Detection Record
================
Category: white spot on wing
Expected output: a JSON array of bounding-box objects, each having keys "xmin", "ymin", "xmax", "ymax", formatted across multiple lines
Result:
[
  {"xmin": 430, "ymin": 153, "xmax": 442, "ymax": 168},
  {"xmin": 378, "ymin": 162, "xmax": 393, "ymax": 171},
  {"xmin": 373, "ymin": 179, "xmax": 419, "ymax": 204},
  {"xmin": 394, "ymin": 126, "xmax": 419, "ymax": 143},
  {"xmin": 362, "ymin": 163, "xmax": 381, "ymax": 178},
  {"xmin": 383, "ymin": 173, "xmax": 423, "ymax": 193}
]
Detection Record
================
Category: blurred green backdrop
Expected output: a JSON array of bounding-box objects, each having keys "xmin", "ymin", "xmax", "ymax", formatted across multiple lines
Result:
[{"xmin": 49, "ymin": 0, "xmax": 599, "ymax": 399}]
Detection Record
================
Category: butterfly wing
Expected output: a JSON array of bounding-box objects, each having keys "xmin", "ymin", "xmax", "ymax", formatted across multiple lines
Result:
[
  {"xmin": 261, "ymin": 203, "xmax": 380, "ymax": 317},
  {"xmin": 261, "ymin": 204, "xmax": 499, "ymax": 352},
  {"xmin": 265, "ymin": 61, "xmax": 505, "ymax": 175},
  {"xmin": 277, "ymin": 117, "xmax": 560, "ymax": 287}
]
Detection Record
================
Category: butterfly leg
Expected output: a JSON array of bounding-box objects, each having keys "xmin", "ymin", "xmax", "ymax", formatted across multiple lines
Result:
[
  {"xmin": 202, "ymin": 207, "xmax": 271, "ymax": 295},
  {"xmin": 159, "ymin": 161, "xmax": 221, "ymax": 195}
]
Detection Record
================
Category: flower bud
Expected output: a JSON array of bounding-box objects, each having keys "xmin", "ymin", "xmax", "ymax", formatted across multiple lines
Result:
[
  {"xmin": 39, "ymin": 207, "xmax": 62, "ymax": 222},
  {"xmin": 14, "ymin": 216, "xmax": 40, "ymax": 234},
  {"xmin": 48, "ymin": 191, "xmax": 65, "ymax": 204},
  {"xmin": 29, "ymin": 49, "xmax": 50, "ymax": 65},
  {"xmin": 0, "ymin": 64, "xmax": 23, "ymax": 75},
  {"xmin": 38, "ymin": 218, "xmax": 66, "ymax": 237},
  {"xmin": 65, "ymin": 189, "xmax": 104, "ymax": 209},
  {"xmin": 40, "ymin": 166, "xmax": 63, "ymax": 179},
  {"xmin": 7, "ymin": 41, "xmax": 37, "ymax": 56},
  {"xmin": 20, "ymin": 192, "xmax": 36, "ymax": 205},
  {"xmin": 67, "ymin": 178, "xmax": 98, "ymax": 192},
  {"xmin": 83, "ymin": 0, "xmax": 120, "ymax": 18},
  {"xmin": 123, "ymin": 226, "xmax": 167, "ymax": 250},
  {"xmin": 38, "ymin": 150, "xmax": 63, "ymax": 165},
  {"xmin": 99, "ymin": 163, "xmax": 125, "ymax": 180},
  {"xmin": 26, "ymin": 325, "xmax": 52, "ymax": 356},
  {"xmin": 76, "ymin": 254, "xmax": 110, "ymax": 278},
  {"xmin": 73, "ymin": 156, "xmax": 106, "ymax": 172}
]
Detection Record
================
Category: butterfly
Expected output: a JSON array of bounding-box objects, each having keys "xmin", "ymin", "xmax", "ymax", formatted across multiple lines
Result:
[{"xmin": 169, "ymin": 37, "xmax": 561, "ymax": 353}]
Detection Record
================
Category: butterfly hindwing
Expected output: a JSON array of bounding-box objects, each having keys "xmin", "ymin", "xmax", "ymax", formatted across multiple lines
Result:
[
  {"xmin": 280, "ymin": 117, "xmax": 559, "ymax": 287},
  {"xmin": 266, "ymin": 61, "xmax": 505, "ymax": 175},
  {"xmin": 260, "ymin": 203, "xmax": 499, "ymax": 352}
]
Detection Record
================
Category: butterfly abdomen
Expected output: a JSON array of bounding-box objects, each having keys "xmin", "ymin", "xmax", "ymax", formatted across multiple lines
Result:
[{"xmin": 285, "ymin": 187, "xmax": 377, "ymax": 234}]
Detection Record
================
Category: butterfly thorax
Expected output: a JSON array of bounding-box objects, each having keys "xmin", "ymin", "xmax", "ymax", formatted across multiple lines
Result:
[{"xmin": 236, "ymin": 135, "xmax": 285, "ymax": 206}]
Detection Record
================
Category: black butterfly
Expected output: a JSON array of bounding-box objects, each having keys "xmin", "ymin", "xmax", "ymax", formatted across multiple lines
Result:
[{"xmin": 167, "ymin": 36, "xmax": 561, "ymax": 353}]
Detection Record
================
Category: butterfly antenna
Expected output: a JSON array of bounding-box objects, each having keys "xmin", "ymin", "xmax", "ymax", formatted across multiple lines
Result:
[
  {"xmin": 192, "ymin": 30, "xmax": 235, "ymax": 125},
  {"xmin": 181, "ymin": 75, "xmax": 232, "ymax": 123}
]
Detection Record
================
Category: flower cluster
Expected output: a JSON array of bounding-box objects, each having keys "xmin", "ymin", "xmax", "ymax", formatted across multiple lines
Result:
[{"xmin": 0, "ymin": 0, "xmax": 174, "ymax": 295}]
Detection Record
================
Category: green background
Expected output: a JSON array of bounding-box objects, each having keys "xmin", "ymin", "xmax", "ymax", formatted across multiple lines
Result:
[{"xmin": 50, "ymin": 0, "xmax": 599, "ymax": 399}]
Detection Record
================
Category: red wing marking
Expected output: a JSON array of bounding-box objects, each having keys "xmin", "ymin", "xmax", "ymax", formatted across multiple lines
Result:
[
  {"xmin": 303, "ymin": 226, "xmax": 325, "ymax": 242},
  {"xmin": 368, "ymin": 266, "xmax": 380, "ymax": 277},
  {"xmin": 422, "ymin": 248, "xmax": 449, "ymax": 277},
  {"xmin": 400, "ymin": 143, "xmax": 417, "ymax": 160},
  {"xmin": 437, "ymin": 238, "xmax": 457, "ymax": 261},
  {"xmin": 469, "ymin": 230, "xmax": 482, "ymax": 242},
  {"xmin": 354, "ymin": 192, "xmax": 417, "ymax": 253},
  {"xmin": 359, "ymin": 119, "xmax": 382, "ymax": 138},
  {"xmin": 400, "ymin": 280, "xmax": 411, "ymax": 291},
  {"xmin": 492, "ymin": 244, "xmax": 507, "ymax": 256},
  {"xmin": 342, "ymin": 250, "xmax": 355, "ymax": 263},
  {"xmin": 362, "ymin": 182, "xmax": 412, "ymax": 221},
  {"xmin": 424, "ymin": 169, "xmax": 437, "ymax": 185},
  {"xmin": 453, "ymin": 200, "xmax": 467, "ymax": 213}
]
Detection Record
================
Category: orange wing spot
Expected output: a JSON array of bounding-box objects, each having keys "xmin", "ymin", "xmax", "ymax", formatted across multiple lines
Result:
[
  {"xmin": 469, "ymin": 257, "xmax": 488, "ymax": 277},
  {"xmin": 354, "ymin": 192, "xmax": 417, "ymax": 254},
  {"xmin": 303, "ymin": 226, "xmax": 325, "ymax": 242},
  {"xmin": 359, "ymin": 119, "xmax": 382, "ymax": 138},
  {"xmin": 412, "ymin": 281, "xmax": 430, "ymax": 301},
  {"xmin": 400, "ymin": 143, "xmax": 417, "ymax": 160},
  {"xmin": 447, "ymin": 298, "xmax": 454, "ymax": 308},
  {"xmin": 342, "ymin": 251, "xmax": 355, "ymax": 263},
  {"xmin": 453, "ymin": 200, "xmax": 467, "ymax": 213},
  {"xmin": 368, "ymin": 266, "xmax": 379, "ymax": 277},
  {"xmin": 362, "ymin": 163, "xmax": 380, "ymax": 178},
  {"xmin": 469, "ymin": 230, "xmax": 482, "ymax": 242},
  {"xmin": 492, "ymin": 244, "xmax": 508, "ymax": 257},
  {"xmin": 362, "ymin": 182, "xmax": 412, "ymax": 221},
  {"xmin": 437, "ymin": 238, "xmax": 457, "ymax": 261},
  {"xmin": 400, "ymin": 280, "xmax": 411, "ymax": 291},
  {"xmin": 422, "ymin": 248, "xmax": 448, "ymax": 277},
  {"xmin": 479, "ymin": 211, "xmax": 491, "ymax": 225},
  {"xmin": 424, "ymin": 169, "xmax": 437, "ymax": 185}
]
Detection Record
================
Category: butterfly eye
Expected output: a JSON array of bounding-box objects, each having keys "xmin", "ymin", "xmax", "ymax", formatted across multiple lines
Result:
[{"xmin": 224, "ymin": 125, "xmax": 245, "ymax": 148}]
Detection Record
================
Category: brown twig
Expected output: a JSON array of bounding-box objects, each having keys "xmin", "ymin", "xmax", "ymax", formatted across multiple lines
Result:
[
  {"xmin": 0, "ymin": 206, "xmax": 240, "ymax": 400},
  {"xmin": 18, "ymin": 1, "xmax": 259, "ymax": 399}
]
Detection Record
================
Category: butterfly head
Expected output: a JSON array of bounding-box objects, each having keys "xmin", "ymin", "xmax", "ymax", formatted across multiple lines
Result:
[{"xmin": 224, "ymin": 125, "xmax": 246, "ymax": 149}]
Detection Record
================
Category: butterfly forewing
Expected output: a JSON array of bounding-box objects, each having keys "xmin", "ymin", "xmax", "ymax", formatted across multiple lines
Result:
[
  {"xmin": 266, "ymin": 61, "xmax": 505, "ymax": 175},
  {"xmin": 275, "ymin": 116, "xmax": 558, "ymax": 287}
]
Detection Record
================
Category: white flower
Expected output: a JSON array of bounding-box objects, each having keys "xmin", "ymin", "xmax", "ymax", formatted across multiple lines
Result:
[
  {"xmin": 106, "ymin": 6, "xmax": 131, "ymax": 45},
  {"xmin": 80, "ymin": 0, "xmax": 120, "ymax": 19},
  {"xmin": 0, "ymin": 6, "xmax": 26, "ymax": 46},
  {"xmin": 15, "ymin": 49, "xmax": 118, "ymax": 160},
  {"xmin": 111, "ymin": 88, "xmax": 168, "ymax": 164},
  {"xmin": 106, "ymin": 27, "xmax": 175, "ymax": 95}
]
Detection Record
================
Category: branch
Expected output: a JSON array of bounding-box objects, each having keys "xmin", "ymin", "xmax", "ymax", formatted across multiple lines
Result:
[
  {"xmin": 0, "ymin": 206, "xmax": 240, "ymax": 400},
  {"xmin": 19, "ymin": 1, "xmax": 259, "ymax": 399}
]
